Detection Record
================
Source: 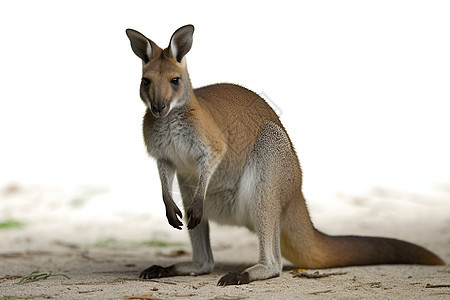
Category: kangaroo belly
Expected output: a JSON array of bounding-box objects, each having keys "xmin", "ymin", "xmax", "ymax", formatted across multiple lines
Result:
[{"xmin": 202, "ymin": 162, "xmax": 256, "ymax": 230}]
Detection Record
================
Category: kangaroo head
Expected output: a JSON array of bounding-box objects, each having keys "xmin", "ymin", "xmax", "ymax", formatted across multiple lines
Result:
[{"xmin": 126, "ymin": 25, "xmax": 194, "ymax": 118}]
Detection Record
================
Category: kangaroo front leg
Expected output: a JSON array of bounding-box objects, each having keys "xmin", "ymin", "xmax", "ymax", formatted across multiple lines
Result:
[
  {"xmin": 157, "ymin": 160, "xmax": 183, "ymax": 230},
  {"xmin": 187, "ymin": 160, "xmax": 216, "ymax": 230},
  {"xmin": 140, "ymin": 220, "xmax": 214, "ymax": 279},
  {"xmin": 186, "ymin": 173, "xmax": 206, "ymax": 230}
]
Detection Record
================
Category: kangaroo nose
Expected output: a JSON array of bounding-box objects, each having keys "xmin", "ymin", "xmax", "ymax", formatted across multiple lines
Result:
[{"xmin": 152, "ymin": 104, "xmax": 167, "ymax": 113}]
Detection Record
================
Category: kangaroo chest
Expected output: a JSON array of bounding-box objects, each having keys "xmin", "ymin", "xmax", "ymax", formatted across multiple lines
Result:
[{"xmin": 143, "ymin": 110, "xmax": 201, "ymax": 175}]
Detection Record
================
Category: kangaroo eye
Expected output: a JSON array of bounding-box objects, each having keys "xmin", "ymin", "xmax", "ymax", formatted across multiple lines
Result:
[
  {"xmin": 142, "ymin": 78, "xmax": 151, "ymax": 85},
  {"xmin": 171, "ymin": 77, "xmax": 180, "ymax": 86}
]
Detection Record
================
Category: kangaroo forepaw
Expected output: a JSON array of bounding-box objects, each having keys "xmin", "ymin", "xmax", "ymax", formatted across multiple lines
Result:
[
  {"xmin": 165, "ymin": 202, "xmax": 183, "ymax": 230},
  {"xmin": 187, "ymin": 201, "xmax": 203, "ymax": 230},
  {"xmin": 140, "ymin": 265, "xmax": 174, "ymax": 279},
  {"xmin": 217, "ymin": 272, "xmax": 250, "ymax": 286}
]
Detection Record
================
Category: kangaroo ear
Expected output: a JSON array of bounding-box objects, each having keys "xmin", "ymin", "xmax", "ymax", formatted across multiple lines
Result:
[
  {"xmin": 126, "ymin": 29, "xmax": 161, "ymax": 63},
  {"xmin": 168, "ymin": 25, "xmax": 194, "ymax": 63}
]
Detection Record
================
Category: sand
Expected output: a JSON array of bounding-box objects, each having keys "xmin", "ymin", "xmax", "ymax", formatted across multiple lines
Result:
[{"xmin": 0, "ymin": 184, "xmax": 449, "ymax": 299}]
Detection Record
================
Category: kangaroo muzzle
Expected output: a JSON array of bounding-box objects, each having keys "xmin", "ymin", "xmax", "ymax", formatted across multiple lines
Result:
[{"xmin": 150, "ymin": 101, "xmax": 169, "ymax": 118}]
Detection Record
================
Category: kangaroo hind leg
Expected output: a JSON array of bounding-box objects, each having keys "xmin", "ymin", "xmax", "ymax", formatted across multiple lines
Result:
[
  {"xmin": 217, "ymin": 215, "xmax": 282, "ymax": 285},
  {"xmin": 218, "ymin": 122, "xmax": 289, "ymax": 286}
]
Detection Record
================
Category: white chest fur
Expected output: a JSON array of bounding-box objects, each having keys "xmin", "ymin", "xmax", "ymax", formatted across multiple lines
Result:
[{"xmin": 144, "ymin": 111, "xmax": 201, "ymax": 175}]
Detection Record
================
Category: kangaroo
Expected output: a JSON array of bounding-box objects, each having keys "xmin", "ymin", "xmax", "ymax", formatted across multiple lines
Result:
[{"xmin": 125, "ymin": 25, "xmax": 445, "ymax": 286}]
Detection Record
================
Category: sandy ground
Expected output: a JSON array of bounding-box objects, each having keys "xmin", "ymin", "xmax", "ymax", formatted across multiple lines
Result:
[{"xmin": 0, "ymin": 184, "xmax": 449, "ymax": 299}]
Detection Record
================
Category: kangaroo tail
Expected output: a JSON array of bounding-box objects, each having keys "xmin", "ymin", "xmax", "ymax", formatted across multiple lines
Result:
[
  {"xmin": 280, "ymin": 195, "xmax": 446, "ymax": 268},
  {"xmin": 307, "ymin": 232, "xmax": 445, "ymax": 268}
]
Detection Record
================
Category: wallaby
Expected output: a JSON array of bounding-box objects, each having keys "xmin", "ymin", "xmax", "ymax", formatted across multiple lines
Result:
[{"xmin": 125, "ymin": 24, "xmax": 445, "ymax": 286}]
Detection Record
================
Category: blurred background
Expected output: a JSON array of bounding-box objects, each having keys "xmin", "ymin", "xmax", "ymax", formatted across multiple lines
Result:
[{"xmin": 0, "ymin": 1, "xmax": 449, "ymax": 252}]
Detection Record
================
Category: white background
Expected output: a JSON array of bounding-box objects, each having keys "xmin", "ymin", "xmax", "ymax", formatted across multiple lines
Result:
[{"xmin": 1, "ymin": 1, "xmax": 449, "ymax": 218}]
